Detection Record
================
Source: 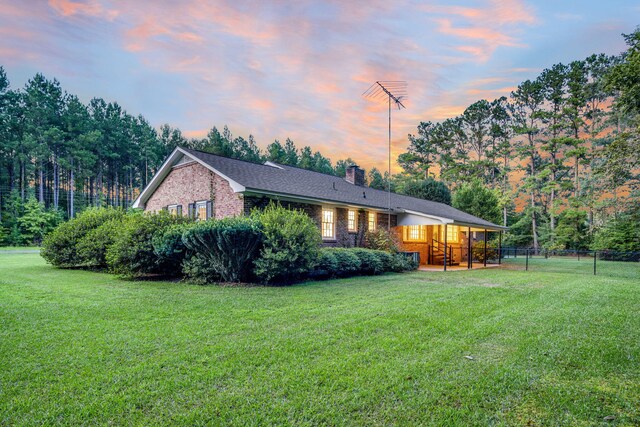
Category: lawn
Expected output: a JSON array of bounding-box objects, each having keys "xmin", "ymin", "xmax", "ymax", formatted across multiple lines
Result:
[{"xmin": 1, "ymin": 254, "xmax": 639, "ymax": 426}]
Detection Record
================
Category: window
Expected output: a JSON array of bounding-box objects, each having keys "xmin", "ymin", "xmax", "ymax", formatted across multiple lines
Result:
[
  {"xmin": 167, "ymin": 204, "xmax": 181, "ymax": 217},
  {"xmin": 188, "ymin": 201, "xmax": 211, "ymax": 220},
  {"xmin": 348, "ymin": 210, "xmax": 357, "ymax": 232},
  {"xmin": 440, "ymin": 225, "xmax": 459, "ymax": 242},
  {"xmin": 321, "ymin": 208, "xmax": 335, "ymax": 240},
  {"xmin": 368, "ymin": 212, "xmax": 377, "ymax": 231},
  {"xmin": 403, "ymin": 225, "xmax": 426, "ymax": 242}
]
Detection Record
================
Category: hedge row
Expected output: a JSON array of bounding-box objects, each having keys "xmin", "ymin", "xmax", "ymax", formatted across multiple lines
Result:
[{"xmin": 42, "ymin": 205, "xmax": 418, "ymax": 285}]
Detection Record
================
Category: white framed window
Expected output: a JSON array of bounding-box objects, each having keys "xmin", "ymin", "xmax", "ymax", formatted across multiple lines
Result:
[
  {"xmin": 348, "ymin": 209, "xmax": 358, "ymax": 232},
  {"xmin": 196, "ymin": 201, "xmax": 208, "ymax": 221},
  {"xmin": 321, "ymin": 208, "xmax": 335, "ymax": 240},
  {"xmin": 368, "ymin": 212, "xmax": 377, "ymax": 231},
  {"xmin": 441, "ymin": 225, "xmax": 459, "ymax": 243},
  {"xmin": 403, "ymin": 225, "xmax": 426, "ymax": 242}
]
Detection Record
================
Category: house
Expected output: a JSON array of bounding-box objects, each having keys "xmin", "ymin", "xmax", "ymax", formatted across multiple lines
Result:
[{"xmin": 132, "ymin": 147, "xmax": 506, "ymax": 269}]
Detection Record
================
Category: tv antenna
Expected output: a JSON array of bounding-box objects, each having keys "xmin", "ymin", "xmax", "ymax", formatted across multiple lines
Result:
[{"xmin": 362, "ymin": 81, "xmax": 407, "ymax": 230}]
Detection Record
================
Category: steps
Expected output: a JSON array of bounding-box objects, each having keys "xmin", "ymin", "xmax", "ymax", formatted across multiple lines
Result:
[{"xmin": 430, "ymin": 254, "xmax": 460, "ymax": 266}]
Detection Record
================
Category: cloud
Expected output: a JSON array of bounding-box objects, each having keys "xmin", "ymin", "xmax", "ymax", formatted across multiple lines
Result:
[
  {"xmin": 424, "ymin": 0, "xmax": 537, "ymax": 61},
  {"xmin": 48, "ymin": 0, "xmax": 119, "ymax": 20},
  {"xmin": 11, "ymin": 0, "xmax": 633, "ymax": 175}
]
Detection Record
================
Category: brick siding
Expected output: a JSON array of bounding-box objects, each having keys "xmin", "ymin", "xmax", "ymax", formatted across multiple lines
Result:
[{"xmin": 144, "ymin": 161, "xmax": 243, "ymax": 218}]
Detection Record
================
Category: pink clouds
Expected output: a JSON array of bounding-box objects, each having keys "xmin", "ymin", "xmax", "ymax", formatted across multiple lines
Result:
[
  {"xmin": 48, "ymin": 0, "xmax": 118, "ymax": 20},
  {"xmin": 12, "ymin": 0, "xmax": 628, "ymax": 175},
  {"xmin": 424, "ymin": 0, "xmax": 537, "ymax": 61}
]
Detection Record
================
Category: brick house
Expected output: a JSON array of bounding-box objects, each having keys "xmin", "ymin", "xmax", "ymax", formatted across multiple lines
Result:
[{"xmin": 133, "ymin": 147, "xmax": 506, "ymax": 268}]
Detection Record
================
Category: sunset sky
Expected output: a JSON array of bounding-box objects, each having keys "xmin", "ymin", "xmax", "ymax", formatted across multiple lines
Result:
[{"xmin": 1, "ymin": 0, "xmax": 638, "ymax": 171}]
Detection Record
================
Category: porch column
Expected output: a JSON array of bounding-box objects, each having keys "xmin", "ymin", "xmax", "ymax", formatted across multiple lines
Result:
[
  {"xmin": 443, "ymin": 224, "xmax": 447, "ymax": 272},
  {"xmin": 467, "ymin": 226, "xmax": 472, "ymax": 269},
  {"xmin": 498, "ymin": 231, "xmax": 502, "ymax": 265},
  {"xmin": 483, "ymin": 228, "xmax": 487, "ymax": 267}
]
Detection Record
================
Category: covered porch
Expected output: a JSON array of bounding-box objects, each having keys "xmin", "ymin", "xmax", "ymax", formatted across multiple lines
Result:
[{"xmin": 395, "ymin": 210, "xmax": 506, "ymax": 271}]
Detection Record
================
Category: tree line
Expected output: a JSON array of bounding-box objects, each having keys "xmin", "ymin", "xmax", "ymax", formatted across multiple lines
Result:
[
  {"xmin": 0, "ymin": 67, "xmax": 390, "ymax": 244},
  {"xmin": 396, "ymin": 29, "xmax": 640, "ymax": 251},
  {"xmin": 1, "ymin": 29, "xmax": 638, "ymax": 250}
]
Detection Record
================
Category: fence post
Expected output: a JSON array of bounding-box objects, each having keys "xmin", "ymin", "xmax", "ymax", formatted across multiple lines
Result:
[
  {"xmin": 483, "ymin": 229, "xmax": 487, "ymax": 267},
  {"xmin": 577, "ymin": 250, "xmax": 580, "ymax": 261},
  {"xmin": 467, "ymin": 227, "xmax": 472, "ymax": 269},
  {"xmin": 593, "ymin": 251, "xmax": 597, "ymax": 275},
  {"xmin": 525, "ymin": 249, "xmax": 529, "ymax": 271},
  {"xmin": 498, "ymin": 232, "xmax": 502, "ymax": 265}
]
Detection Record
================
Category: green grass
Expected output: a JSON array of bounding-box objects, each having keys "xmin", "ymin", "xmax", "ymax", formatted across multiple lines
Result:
[
  {"xmin": 1, "ymin": 254, "xmax": 639, "ymax": 426},
  {"xmin": 0, "ymin": 246, "xmax": 40, "ymax": 251}
]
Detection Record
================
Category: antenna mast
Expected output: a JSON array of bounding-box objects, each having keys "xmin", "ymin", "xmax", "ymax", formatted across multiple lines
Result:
[{"xmin": 362, "ymin": 81, "xmax": 407, "ymax": 230}]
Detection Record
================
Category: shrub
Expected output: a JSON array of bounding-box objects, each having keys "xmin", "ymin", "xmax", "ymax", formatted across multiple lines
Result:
[
  {"xmin": 42, "ymin": 207, "xmax": 125, "ymax": 268},
  {"xmin": 471, "ymin": 241, "xmax": 499, "ymax": 263},
  {"xmin": 181, "ymin": 253, "xmax": 220, "ymax": 285},
  {"xmin": 350, "ymin": 248, "xmax": 385, "ymax": 275},
  {"xmin": 106, "ymin": 211, "xmax": 187, "ymax": 277},
  {"xmin": 324, "ymin": 248, "xmax": 361, "ymax": 277},
  {"xmin": 252, "ymin": 203, "xmax": 321, "ymax": 284},
  {"xmin": 390, "ymin": 252, "xmax": 419, "ymax": 272},
  {"xmin": 152, "ymin": 222, "xmax": 195, "ymax": 276},
  {"xmin": 76, "ymin": 217, "xmax": 126, "ymax": 269},
  {"xmin": 377, "ymin": 251, "xmax": 394, "ymax": 271},
  {"xmin": 364, "ymin": 228, "xmax": 400, "ymax": 252},
  {"xmin": 314, "ymin": 249, "xmax": 338, "ymax": 278},
  {"xmin": 316, "ymin": 247, "xmax": 417, "ymax": 278},
  {"xmin": 182, "ymin": 216, "xmax": 263, "ymax": 283}
]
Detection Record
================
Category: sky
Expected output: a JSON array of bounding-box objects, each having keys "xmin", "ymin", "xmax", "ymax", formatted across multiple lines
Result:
[{"xmin": 1, "ymin": 0, "xmax": 639, "ymax": 172}]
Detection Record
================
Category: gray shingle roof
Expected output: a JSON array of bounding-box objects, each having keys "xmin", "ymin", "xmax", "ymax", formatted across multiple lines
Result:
[{"xmin": 182, "ymin": 147, "xmax": 504, "ymax": 229}]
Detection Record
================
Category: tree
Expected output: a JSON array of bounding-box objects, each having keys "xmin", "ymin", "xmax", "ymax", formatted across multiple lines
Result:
[
  {"xmin": 266, "ymin": 140, "xmax": 287, "ymax": 164},
  {"xmin": 399, "ymin": 121, "xmax": 439, "ymax": 178},
  {"xmin": 510, "ymin": 79, "xmax": 545, "ymax": 250},
  {"xmin": 334, "ymin": 158, "xmax": 356, "ymax": 177},
  {"xmin": 452, "ymin": 181, "xmax": 501, "ymax": 224},
  {"xmin": 367, "ymin": 167, "xmax": 386, "ymax": 190},
  {"xmin": 591, "ymin": 205, "xmax": 640, "ymax": 252},
  {"xmin": 397, "ymin": 178, "xmax": 451, "ymax": 205},
  {"xmin": 551, "ymin": 208, "xmax": 590, "ymax": 250},
  {"xmin": 17, "ymin": 197, "xmax": 61, "ymax": 244}
]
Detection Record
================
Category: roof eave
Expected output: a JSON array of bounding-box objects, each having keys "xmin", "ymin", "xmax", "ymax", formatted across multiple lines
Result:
[{"xmin": 133, "ymin": 147, "xmax": 245, "ymax": 209}]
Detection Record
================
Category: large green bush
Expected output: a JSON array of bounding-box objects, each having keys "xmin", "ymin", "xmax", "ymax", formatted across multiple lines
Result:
[
  {"xmin": 106, "ymin": 211, "xmax": 187, "ymax": 277},
  {"xmin": 181, "ymin": 217, "xmax": 263, "ymax": 283},
  {"xmin": 41, "ymin": 207, "xmax": 126, "ymax": 267},
  {"xmin": 323, "ymin": 248, "xmax": 362, "ymax": 277},
  {"xmin": 252, "ymin": 204, "xmax": 321, "ymax": 284},
  {"xmin": 76, "ymin": 217, "xmax": 126, "ymax": 269},
  {"xmin": 350, "ymin": 248, "xmax": 385, "ymax": 275},
  {"xmin": 152, "ymin": 222, "xmax": 194, "ymax": 276}
]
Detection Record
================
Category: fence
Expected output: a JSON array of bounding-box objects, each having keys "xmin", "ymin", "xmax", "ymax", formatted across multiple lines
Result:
[{"xmin": 498, "ymin": 248, "xmax": 640, "ymax": 279}]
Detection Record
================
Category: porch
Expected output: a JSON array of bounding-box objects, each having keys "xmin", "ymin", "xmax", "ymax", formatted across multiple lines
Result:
[{"xmin": 395, "ymin": 221, "xmax": 504, "ymax": 271}]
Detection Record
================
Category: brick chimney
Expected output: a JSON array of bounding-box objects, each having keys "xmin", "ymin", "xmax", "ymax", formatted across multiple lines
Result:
[{"xmin": 345, "ymin": 164, "xmax": 365, "ymax": 186}]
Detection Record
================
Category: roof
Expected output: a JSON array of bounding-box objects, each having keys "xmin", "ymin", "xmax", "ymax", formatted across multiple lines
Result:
[{"xmin": 134, "ymin": 147, "xmax": 505, "ymax": 230}]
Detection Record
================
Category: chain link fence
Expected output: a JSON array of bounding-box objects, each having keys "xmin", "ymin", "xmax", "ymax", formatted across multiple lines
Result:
[{"xmin": 497, "ymin": 248, "xmax": 640, "ymax": 280}]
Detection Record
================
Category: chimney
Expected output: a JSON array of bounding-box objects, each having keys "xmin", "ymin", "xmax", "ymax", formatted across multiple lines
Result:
[{"xmin": 345, "ymin": 164, "xmax": 365, "ymax": 186}]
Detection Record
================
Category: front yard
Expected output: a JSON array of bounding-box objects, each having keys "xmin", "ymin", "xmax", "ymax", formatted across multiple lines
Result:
[{"xmin": 1, "ymin": 253, "xmax": 638, "ymax": 426}]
